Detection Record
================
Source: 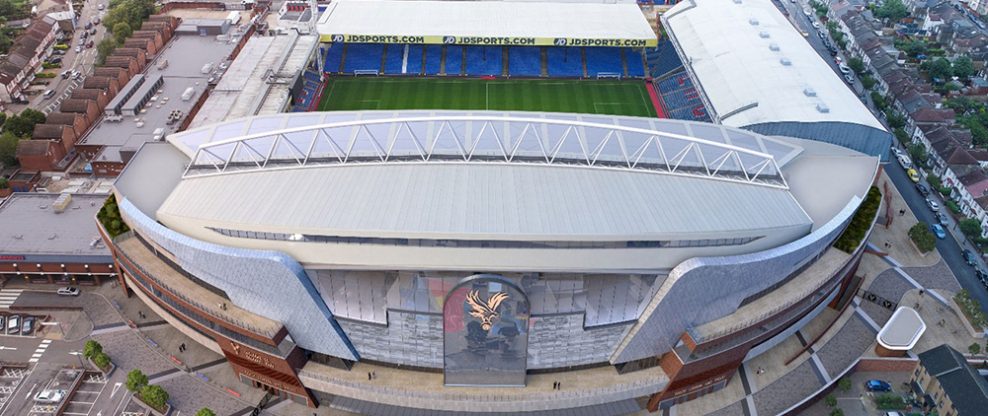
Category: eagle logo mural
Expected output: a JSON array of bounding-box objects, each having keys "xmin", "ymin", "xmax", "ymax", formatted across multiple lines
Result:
[{"xmin": 466, "ymin": 290, "xmax": 509, "ymax": 331}]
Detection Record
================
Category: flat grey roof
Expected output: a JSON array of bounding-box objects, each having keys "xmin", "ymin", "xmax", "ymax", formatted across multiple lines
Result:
[
  {"xmin": 0, "ymin": 193, "xmax": 111, "ymax": 257},
  {"xmin": 78, "ymin": 34, "xmax": 240, "ymax": 148}
]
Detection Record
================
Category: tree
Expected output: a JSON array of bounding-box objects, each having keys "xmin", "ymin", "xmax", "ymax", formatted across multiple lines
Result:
[
  {"xmin": 909, "ymin": 222, "xmax": 936, "ymax": 253},
  {"xmin": 825, "ymin": 394, "xmax": 838, "ymax": 408},
  {"xmin": 139, "ymin": 385, "xmax": 169, "ymax": 411},
  {"xmin": 196, "ymin": 409, "xmax": 217, "ymax": 416},
  {"xmin": 886, "ymin": 112, "xmax": 906, "ymax": 129},
  {"xmin": 908, "ymin": 143, "xmax": 928, "ymax": 163},
  {"xmin": 876, "ymin": 0, "xmax": 909, "ymax": 23},
  {"xmin": 970, "ymin": 342, "xmax": 982, "ymax": 355},
  {"xmin": 953, "ymin": 55, "xmax": 975, "ymax": 79},
  {"xmin": 112, "ymin": 22, "xmax": 132, "ymax": 45},
  {"xmin": 0, "ymin": 177, "xmax": 8, "ymax": 189},
  {"xmin": 96, "ymin": 38, "xmax": 118, "ymax": 66},
  {"xmin": 861, "ymin": 75, "xmax": 876, "ymax": 90},
  {"xmin": 103, "ymin": 0, "xmax": 156, "ymax": 33},
  {"xmin": 126, "ymin": 369, "xmax": 148, "ymax": 393},
  {"xmin": 848, "ymin": 57, "xmax": 865, "ymax": 75},
  {"xmin": 929, "ymin": 57, "xmax": 953, "ymax": 81},
  {"xmin": 0, "ymin": 112, "xmax": 7, "ymax": 128},
  {"xmin": 903, "ymin": 39, "xmax": 928, "ymax": 57},
  {"xmin": 960, "ymin": 218, "xmax": 983, "ymax": 239},
  {"xmin": 0, "ymin": 132, "xmax": 18, "ymax": 167},
  {"xmin": 3, "ymin": 109, "xmax": 46, "ymax": 138},
  {"xmin": 928, "ymin": 175, "xmax": 942, "ymax": 190},
  {"xmin": 83, "ymin": 340, "xmax": 103, "ymax": 359},
  {"xmin": 871, "ymin": 91, "xmax": 887, "ymax": 111}
]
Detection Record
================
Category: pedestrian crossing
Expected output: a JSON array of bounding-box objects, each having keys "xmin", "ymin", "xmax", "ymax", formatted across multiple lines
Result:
[
  {"xmin": 0, "ymin": 289, "xmax": 23, "ymax": 309},
  {"xmin": 29, "ymin": 339, "xmax": 52, "ymax": 363}
]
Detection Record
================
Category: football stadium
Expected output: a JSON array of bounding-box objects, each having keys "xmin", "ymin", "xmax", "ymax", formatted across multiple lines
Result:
[{"xmin": 102, "ymin": 0, "xmax": 893, "ymax": 414}]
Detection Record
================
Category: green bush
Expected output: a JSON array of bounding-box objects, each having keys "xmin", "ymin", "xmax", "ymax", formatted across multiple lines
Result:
[
  {"xmin": 946, "ymin": 200, "xmax": 961, "ymax": 214},
  {"xmin": 834, "ymin": 187, "xmax": 882, "ymax": 253},
  {"xmin": 825, "ymin": 394, "xmax": 837, "ymax": 408},
  {"xmin": 139, "ymin": 385, "xmax": 169, "ymax": 412},
  {"xmin": 908, "ymin": 222, "xmax": 936, "ymax": 253},
  {"xmin": 34, "ymin": 72, "xmax": 55, "ymax": 78},
  {"xmin": 42, "ymin": 62, "xmax": 61, "ymax": 69},
  {"xmin": 83, "ymin": 340, "xmax": 103, "ymax": 359},
  {"xmin": 0, "ymin": 177, "xmax": 8, "ymax": 189},
  {"xmin": 196, "ymin": 409, "xmax": 216, "ymax": 416},
  {"xmin": 955, "ymin": 290, "xmax": 988, "ymax": 328},
  {"xmin": 829, "ymin": 409, "xmax": 844, "ymax": 416},
  {"xmin": 92, "ymin": 351, "xmax": 111, "ymax": 370},
  {"xmin": 96, "ymin": 195, "xmax": 130, "ymax": 238},
  {"xmin": 125, "ymin": 369, "xmax": 148, "ymax": 393},
  {"xmin": 874, "ymin": 393, "xmax": 906, "ymax": 410},
  {"xmin": 927, "ymin": 175, "xmax": 942, "ymax": 190},
  {"xmin": 837, "ymin": 378, "xmax": 852, "ymax": 392},
  {"xmin": 970, "ymin": 342, "xmax": 982, "ymax": 355}
]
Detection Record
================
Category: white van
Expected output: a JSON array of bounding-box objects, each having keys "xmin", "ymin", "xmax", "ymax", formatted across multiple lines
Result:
[{"xmin": 897, "ymin": 153, "xmax": 912, "ymax": 169}]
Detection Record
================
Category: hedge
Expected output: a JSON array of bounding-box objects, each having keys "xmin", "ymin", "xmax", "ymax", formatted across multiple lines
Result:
[{"xmin": 834, "ymin": 187, "xmax": 882, "ymax": 253}]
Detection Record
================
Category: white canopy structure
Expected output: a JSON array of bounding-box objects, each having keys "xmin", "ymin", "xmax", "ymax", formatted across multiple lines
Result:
[{"xmin": 316, "ymin": 0, "xmax": 657, "ymax": 47}]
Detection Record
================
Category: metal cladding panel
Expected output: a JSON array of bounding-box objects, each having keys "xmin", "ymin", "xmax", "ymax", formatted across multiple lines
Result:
[
  {"xmin": 118, "ymin": 197, "xmax": 358, "ymax": 360},
  {"xmin": 742, "ymin": 121, "xmax": 892, "ymax": 163},
  {"xmin": 610, "ymin": 196, "xmax": 862, "ymax": 364}
]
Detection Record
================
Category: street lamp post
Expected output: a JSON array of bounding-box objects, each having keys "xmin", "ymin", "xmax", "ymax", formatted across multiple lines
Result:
[{"xmin": 69, "ymin": 351, "xmax": 86, "ymax": 369}]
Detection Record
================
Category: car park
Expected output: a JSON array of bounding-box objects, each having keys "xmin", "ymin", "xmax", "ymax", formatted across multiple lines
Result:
[
  {"xmin": 927, "ymin": 198, "xmax": 940, "ymax": 212},
  {"xmin": 866, "ymin": 379, "xmax": 892, "ymax": 392},
  {"xmin": 963, "ymin": 249, "xmax": 977, "ymax": 266},
  {"xmin": 931, "ymin": 224, "xmax": 947, "ymax": 239},
  {"xmin": 57, "ymin": 286, "xmax": 80, "ymax": 296}
]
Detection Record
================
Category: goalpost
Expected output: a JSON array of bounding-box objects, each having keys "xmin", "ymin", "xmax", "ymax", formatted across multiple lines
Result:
[
  {"xmin": 353, "ymin": 70, "xmax": 381, "ymax": 76},
  {"xmin": 596, "ymin": 73, "xmax": 622, "ymax": 80}
]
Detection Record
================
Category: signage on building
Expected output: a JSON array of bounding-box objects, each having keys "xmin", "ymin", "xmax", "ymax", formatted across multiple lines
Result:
[{"xmin": 320, "ymin": 34, "xmax": 656, "ymax": 47}]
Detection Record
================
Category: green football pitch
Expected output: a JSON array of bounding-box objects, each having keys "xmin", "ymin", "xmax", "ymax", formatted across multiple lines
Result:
[{"xmin": 317, "ymin": 77, "xmax": 657, "ymax": 117}]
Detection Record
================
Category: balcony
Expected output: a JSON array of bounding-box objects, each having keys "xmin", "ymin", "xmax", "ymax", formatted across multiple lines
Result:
[{"xmin": 114, "ymin": 232, "xmax": 282, "ymax": 340}]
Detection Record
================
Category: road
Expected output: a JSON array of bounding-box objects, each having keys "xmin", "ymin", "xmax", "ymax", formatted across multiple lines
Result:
[{"xmin": 29, "ymin": 0, "xmax": 108, "ymax": 115}]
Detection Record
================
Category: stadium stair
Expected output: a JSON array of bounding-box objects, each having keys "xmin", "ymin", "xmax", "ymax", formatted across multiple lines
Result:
[
  {"xmin": 502, "ymin": 47, "xmax": 509, "ymax": 77},
  {"xmin": 541, "ymin": 47, "xmax": 548, "ymax": 77}
]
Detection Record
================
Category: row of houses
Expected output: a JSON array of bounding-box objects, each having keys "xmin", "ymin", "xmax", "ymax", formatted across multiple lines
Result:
[
  {"xmin": 15, "ymin": 16, "xmax": 180, "ymax": 172},
  {"xmin": 0, "ymin": 17, "xmax": 64, "ymax": 103},
  {"xmin": 836, "ymin": 2, "xmax": 988, "ymax": 236}
]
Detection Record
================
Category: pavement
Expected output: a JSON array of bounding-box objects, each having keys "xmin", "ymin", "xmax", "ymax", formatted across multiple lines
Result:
[{"xmin": 798, "ymin": 371, "xmax": 914, "ymax": 416}]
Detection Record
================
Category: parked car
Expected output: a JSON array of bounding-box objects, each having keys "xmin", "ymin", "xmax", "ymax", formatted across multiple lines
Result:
[
  {"xmin": 21, "ymin": 316, "xmax": 34, "ymax": 335},
  {"xmin": 61, "ymin": 70, "xmax": 71, "ymax": 79},
  {"xmin": 916, "ymin": 183, "xmax": 930, "ymax": 196},
  {"xmin": 937, "ymin": 211, "xmax": 948, "ymax": 224},
  {"xmin": 838, "ymin": 63, "xmax": 852, "ymax": 74},
  {"xmin": 57, "ymin": 287, "xmax": 80, "ymax": 296},
  {"xmin": 897, "ymin": 153, "xmax": 911, "ymax": 169},
  {"xmin": 98, "ymin": 3, "xmax": 104, "ymax": 9},
  {"xmin": 48, "ymin": 57, "xmax": 62, "ymax": 64},
  {"xmin": 43, "ymin": 89, "xmax": 55, "ymax": 99},
  {"xmin": 0, "ymin": 316, "xmax": 4, "ymax": 330},
  {"xmin": 33, "ymin": 389, "xmax": 65, "ymax": 404},
  {"xmin": 90, "ymin": 28, "xmax": 97, "ymax": 36},
  {"xmin": 86, "ymin": 40, "xmax": 94, "ymax": 48},
  {"xmin": 84, "ymin": 22, "xmax": 92, "ymax": 30},
  {"xmin": 72, "ymin": 70, "xmax": 82, "ymax": 80},
  {"xmin": 75, "ymin": 46, "xmax": 82, "ymax": 53},
  {"xmin": 907, "ymin": 168, "xmax": 920, "ymax": 183},
  {"xmin": 7, "ymin": 315, "xmax": 20, "ymax": 334},
  {"xmin": 94, "ymin": 17, "xmax": 101, "ymax": 24},
  {"xmin": 844, "ymin": 73, "xmax": 855, "ymax": 84},
  {"xmin": 963, "ymin": 249, "xmax": 977, "ymax": 266},
  {"xmin": 866, "ymin": 379, "xmax": 892, "ymax": 392},
  {"xmin": 812, "ymin": 21, "xmax": 820, "ymax": 29},
  {"xmin": 931, "ymin": 224, "xmax": 947, "ymax": 239},
  {"xmin": 927, "ymin": 198, "xmax": 940, "ymax": 212},
  {"xmin": 976, "ymin": 268, "xmax": 988, "ymax": 285}
]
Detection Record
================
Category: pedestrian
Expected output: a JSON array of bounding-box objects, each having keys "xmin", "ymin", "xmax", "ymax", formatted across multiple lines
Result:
[
  {"xmin": 899, "ymin": 208, "xmax": 905, "ymax": 216},
  {"xmin": 368, "ymin": 372, "xmax": 372, "ymax": 380}
]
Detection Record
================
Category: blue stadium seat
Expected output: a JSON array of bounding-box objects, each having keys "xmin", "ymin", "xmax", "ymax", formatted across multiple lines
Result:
[
  {"xmin": 464, "ymin": 46, "xmax": 502, "ymax": 76},
  {"xmin": 424, "ymin": 45, "xmax": 442, "ymax": 75},
  {"xmin": 508, "ymin": 47, "xmax": 541, "ymax": 77},
  {"xmin": 626, "ymin": 49, "xmax": 645, "ymax": 78},
  {"xmin": 384, "ymin": 44, "xmax": 404, "ymax": 74},
  {"xmin": 585, "ymin": 47, "xmax": 623, "ymax": 77},
  {"xmin": 406, "ymin": 44, "xmax": 424, "ymax": 75},
  {"xmin": 324, "ymin": 43, "xmax": 344, "ymax": 73},
  {"xmin": 444, "ymin": 45, "xmax": 463, "ymax": 75},
  {"xmin": 343, "ymin": 43, "xmax": 384, "ymax": 73},
  {"xmin": 646, "ymin": 41, "xmax": 684, "ymax": 78},
  {"xmin": 546, "ymin": 47, "xmax": 582, "ymax": 77}
]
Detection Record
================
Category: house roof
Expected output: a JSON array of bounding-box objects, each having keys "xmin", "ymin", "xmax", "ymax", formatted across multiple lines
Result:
[
  {"xmin": 83, "ymin": 77, "xmax": 114, "ymax": 89},
  {"xmin": 918, "ymin": 345, "xmax": 988, "ymax": 415},
  {"xmin": 911, "ymin": 107, "xmax": 955, "ymax": 123},
  {"xmin": 946, "ymin": 147, "xmax": 978, "ymax": 165},
  {"xmin": 15, "ymin": 140, "xmax": 52, "ymax": 156},
  {"xmin": 59, "ymin": 98, "xmax": 95, "ymax": 113},
  {"xmin": 71, "ymin": 88, "xmax": 108, "ymax": 101},
  {"xmin": 45, "ymin": 112, "xmax": 83, "ymax": 126},
  {"xmin": 31, "ymin": 124, "xmax": 68, "ymax": 140}
]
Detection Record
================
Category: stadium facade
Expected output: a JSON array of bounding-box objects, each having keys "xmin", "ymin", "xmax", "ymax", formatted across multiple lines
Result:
[{"xmin": 101, "ymin": 110, "xmax": 881, "ymax": 414}]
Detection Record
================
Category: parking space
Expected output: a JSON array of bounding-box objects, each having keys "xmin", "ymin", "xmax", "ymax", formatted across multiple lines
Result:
[
  {"xmin": 1, "ymin": 312, "xmax": 44, "ymax": 338},
  {"xmin": 0, "ymin": 366, "xmax": 29, "ymax": 410},
  {"xmin": 61, "ymin": 372, "xmax": 106, "ymax": 416}
]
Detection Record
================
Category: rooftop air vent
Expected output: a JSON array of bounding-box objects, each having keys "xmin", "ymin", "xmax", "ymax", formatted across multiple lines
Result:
[
  {"xmin": 803, "ymin": 88, "xmax": 817, "ymax": 97},
  {"xmin": 780, "ymin": 57, "xmax": 792, "ymax": 66},
  {"xmin": 816, "ymin": 103, "xmax": 830, "ymax": 113},
  {"xmin": 749, "ymin": 18, "xmax": 759, "ymax": 26},
  {"xmin": 733, "ymin": 0, "xmax": 742, "ymax": 4},
  {"xmin": 759, "ymin": 31, "xmax": 770, "ymax": 38},
  {"xmin": 769, "ymin": 43, "xmax": 780, "ymax": 51}
]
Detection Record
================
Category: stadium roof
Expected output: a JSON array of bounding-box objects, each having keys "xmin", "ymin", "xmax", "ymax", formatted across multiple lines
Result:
[
  {"xmin": 663, "ymin": 0, "xmax": 885, "ymax": 132},
  {"xmin": 316, "ymin": 0, "xmax": 657, "ymax": 47}
]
